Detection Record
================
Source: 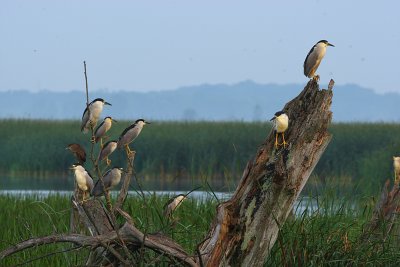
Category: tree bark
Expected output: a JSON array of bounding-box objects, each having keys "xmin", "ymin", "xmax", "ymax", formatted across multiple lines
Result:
[{"xmin": 198, "ymin": 79, "xmax": 333, "ymax": 266}]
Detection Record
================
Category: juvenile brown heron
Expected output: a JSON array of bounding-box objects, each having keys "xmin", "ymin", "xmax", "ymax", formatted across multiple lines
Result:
[
  {"xmin": 81, "ymin": 98, "xmax": 111, "ymax": 133},
  {"xmin": 393, "ymin": 156, "xmax": 400, "ymax": 182},
  {"xmin": 304, "ymin": 40, "xmax": 334, "ymax": 80},
  {"xmin": 163, "ymin": 194, "xmax": 187, "ymax": 218},
  {"xmin": 66, "ymin": 143, "xmax": 86, "ymax": 165},
  {"xmin": 91, "ymin": 167, "xmax": 124, "ymax": 197},
  {"xmin": 117, "ymin": 119, "xmax": 150, "ymax": 157},
  {"xmin": 97, "ymin": 140, "xmax": 118, "ymax": 166},
  {"xmin": 94, "ymin": 116, "xmax": 117, "ymax": 144},
  {"xmin": 270, "ymin": 111, "xmax": 289, "ymax": 149},
  {"xmin": 70, "ymin": 164, "xmax": 94, "ymax": 202}
]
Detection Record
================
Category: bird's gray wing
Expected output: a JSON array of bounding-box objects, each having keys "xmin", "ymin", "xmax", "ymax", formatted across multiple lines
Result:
[
  {"xmin": 118, "ymin": 124, "xmax": 140, "ymax": 147},
  {"xmin": 94, "ymin": 120, "xmax": 105, "ymax": 141},
  {"xmin": 86, "ymin": 173, "xmax": 94, "ymax": 193},
  {"xmin": 91, "ymin": 170, "xmax": 111, "ymax": 196},
  {"xmin": 81, "ymin": 107, "xmax": 90, "ymax": 132},
  {"xmin": 303, "ymin": 45, "xmax": 316, "ymax": 77}
]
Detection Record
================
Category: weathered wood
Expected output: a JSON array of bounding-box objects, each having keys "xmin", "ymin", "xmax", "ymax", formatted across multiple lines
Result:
[{"xmin": 198, "ymin": 79, "xmax": 333, "ymax": 266}]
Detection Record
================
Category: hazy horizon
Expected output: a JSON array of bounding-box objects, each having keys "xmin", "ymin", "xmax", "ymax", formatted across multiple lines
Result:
[{"xmin": 1, "ymin": 1, "xmax": 400, "ymax": 94}]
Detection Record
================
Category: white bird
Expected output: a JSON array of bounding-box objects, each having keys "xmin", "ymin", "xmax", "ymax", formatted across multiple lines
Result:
[
  {"xmin": 304, "ymin": 40, "xmax": 334, "ymax": 80},
  {"xmin": 81, "ymin": 98, "xmax": 112, "ymax": 133},
  {"xmin": 163, "ymin": 194, "xmax": 187, "ymax": 218},
  {"xmin": 98, "ymin": 140, "xmax": 118, "ymax": 166},
  {"xmin": 393, "ymin": 156, "xmax": 400, "ymax": 182},
  {"xmin": 270, "ymin": 111, "xmax": 289, "ymax": 149},
  {"xmin": 94, "ymin": 116, "xmax": 117, "ymax": 143},
  {"xmin": 117, "ymin": 119, "xmax": 150, "ymax": 156},
  {"xmin": 70, "ymin": 164, "xmax": 94, "ymax": 202},
  {"xmin": 92, "ymin": 167, "xmax": 124, "ymax": 197}
]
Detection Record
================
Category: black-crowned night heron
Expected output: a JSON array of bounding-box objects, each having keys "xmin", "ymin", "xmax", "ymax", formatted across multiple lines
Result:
[
  {"xmin": 70, "ymin": 164, "xmax": 94, "ymax": 202},
  {"xmin": 91, "ymin": 167, "xmax": 124, "ymax": 197},
  {"xmin": 304, "ymin": 40, "xmax": 334, "ymax": 80},
  {"xmin": 163, "ymin": 194, "xmax": 187, "ymax": 218},
  {"xmin": 270, "ymin": 111, "xmax": 289, "ymax": 149},
  {"xmin": 81, "ymin": 98, "xmax": 111, "ymax": 133},
  {"xmin": 117, "ymin": 119, "xmax": 150, "ymax": 157},
  {"xmin": 66, "ymin": 143, "xmax": 86, "ymax": 165},
  {"xmin": 98, "ymin": 140, "xmax": 118, "ymax": 166},
  {"xmin": 94, "ymin": 116, "xmax": 117, "ymax": 144},
  {"xmin": 393, "ymin": 156, "xmax": 400, "ymax": 182}
]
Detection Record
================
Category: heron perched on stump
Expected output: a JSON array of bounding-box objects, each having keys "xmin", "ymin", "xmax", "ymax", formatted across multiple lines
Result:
[
  {"xmin": 271, "ymin": 111, "xmax": 289, "ymax": 149},
  {"xmin": 304, "ymin": 40, "xmax": 334, "ymax": 80},
  {"xmin": 92, "ymin": 167, "xmax": 124, "ymax": 197},
  {"xmin": 66, "ymin": 143, "xmax": 86, "ymax": 165},
  {"xmin": 117, "ymin": 119, "xmax": 150, "ymax": 157},
  {"xmin": 98, "ymin": 140, "xmax": 118, "ymax": 166},
  {"xmin": 163, "ymin": 194, "xmax": 187, "ymax": 218},
  {"xmin": 81, "ymin": 98, "xmax": 111, "ymax": 134},
  {"xmin": 70, "ymin": 164, "xmax": 94, "ymax": 202},
  {"xmin": 94, "ymin": 116, "xmax": 117, "ymax": 144}
]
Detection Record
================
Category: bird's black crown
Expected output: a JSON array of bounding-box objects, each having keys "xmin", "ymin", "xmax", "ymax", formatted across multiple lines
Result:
[
  {"xmin": 135, "ymin": 119, "xmax": 146, "ymax": 123},
  {"xmin": 91, "ymin": 98, "xmax": 105, "ymax": 104},
  {"xmin": 274, "ymin": 111, "xmax": 285, "ymax": 117},
  {"xmin": 317, "ymin": 40, "xmax": 329, "ymax": 44}
]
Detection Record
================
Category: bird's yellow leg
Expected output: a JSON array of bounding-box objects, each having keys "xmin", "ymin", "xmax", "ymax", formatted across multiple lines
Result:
[
  {"xmin": 90, "ymin": 136, "xmax": 96, "ymax": 144},
  {"xmin": 106, "ymin": 157, "xmax": 111, "ymax": 166},
  {"xmin": 275, "ymin": 132, "xmax": 279, "ymax": 149},
  {"xmin": 282, "ymin": 132, "xmax": 288, "ymax": 148},
  {"xmin": 313, "ymin": 75, "xmax": 320, "ymax": 82}
]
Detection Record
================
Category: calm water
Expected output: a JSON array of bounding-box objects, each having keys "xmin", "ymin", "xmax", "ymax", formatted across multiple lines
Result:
[{"xmin": 0, "ymin": 175, "xmax": 236, "ymax": 192}]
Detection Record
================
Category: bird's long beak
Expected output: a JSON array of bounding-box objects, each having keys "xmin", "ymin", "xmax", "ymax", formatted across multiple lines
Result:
[
  {"xmin": 328, "ymin": 43, "xmax": 335, "ymax": 47},
  {"xmin": 69, "ymin": 166, "xmax": 75, "ymax": 170},
  {"xmin": 112, "ymin": 119, "xmax": 118, "ymax": 123},
  {"xmin": 145, "ymin": 121, "xmax": 151, "ymax": 124},
  {"xmin": 105, "ymin": 102, "xmax": 112, "ymax": 106},
  {"xmin": 270, "ymin": 116, "xmax": 276, "ymax": 121}
]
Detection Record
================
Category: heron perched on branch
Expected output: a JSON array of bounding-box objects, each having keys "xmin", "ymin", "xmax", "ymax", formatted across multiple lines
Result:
[
  {"xmin": 92, "ymin": 167, "xmax": 124, "ymax": 197},
  {"xmin": 304, "ymin": 40, "xmax": 334, "ymax": 80},
  {"xmin": 163, "ymin": 194, "xmax": 187, "ymax": 218},
  {"xmin": 66, "ymin": 143, "xmax": 86, "ymax": 165},
  {"xmin": 81, "ymin": 98, "xmax": 111, "ymax": 133},
  {"xmin": 94, "ymin": 116, "xmax": 117, "ymax": 144},
  {"xmin": 393, "ymin": 156, "xmax": 400, "ymax": 183},
  {"xmin": 117, "ymin": 119, "xmax": 150, "ymax": 157},
  {"xmin": 270, "ymin": 111, "xmax": 289, "ymax": 149},
  {"xmin": 70, "ymin": 164, "xmax": 94, "ymax": 202},
  {"xmin": 98, "ymin": 140, "xmax": 118, "ymax": 166}
]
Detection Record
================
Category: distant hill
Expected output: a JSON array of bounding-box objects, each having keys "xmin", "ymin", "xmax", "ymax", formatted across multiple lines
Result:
[{"xmin": 1, "ymin": 81, "xmax": 399, "ymax": 122}]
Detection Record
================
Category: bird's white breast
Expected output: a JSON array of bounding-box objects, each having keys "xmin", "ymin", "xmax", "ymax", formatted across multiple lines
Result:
[
  {"xmin": 74, "ymin": 168, "xmax": 89, "ymax": 191},
  {"xmin": 89, "ymin": 102, "xmax": 104, "ymax": 121},
  {"xmin": 394, "ymin": 157, "xmax": 400, "ymax": 171},
  {"xmin": 275, "ymin": 114, "xmax": 289, "ymax": 133},
  {"xmin": 313, "ymin": 43, "xmax": 327, "ymax": 60},
  {"xmin": 110, "ymin": 170, "xmax": 122, "ymax": 187}
]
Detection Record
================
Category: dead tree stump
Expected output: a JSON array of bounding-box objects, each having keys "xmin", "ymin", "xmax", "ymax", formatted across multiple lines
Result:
[{"xmin": 198, "ymin": 79, "xmax": 333, "ymax": 266}]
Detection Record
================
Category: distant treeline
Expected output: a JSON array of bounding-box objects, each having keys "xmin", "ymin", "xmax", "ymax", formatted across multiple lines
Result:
[{"xmin": 0, "ymin": 120, "xmax": 399, "ymax": 194}]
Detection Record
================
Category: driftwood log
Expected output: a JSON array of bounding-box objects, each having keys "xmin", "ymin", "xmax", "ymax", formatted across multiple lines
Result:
[{"xmin": 0, "ymin": 79, "xmax": 334, "ymax": 266}]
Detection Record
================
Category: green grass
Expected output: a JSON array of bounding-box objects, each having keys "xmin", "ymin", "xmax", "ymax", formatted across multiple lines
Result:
[
  {"xmin": 1, "ymin": 120, "xmax": 400, "ymax": 195},
  {"xmin": 1, "ymin": 193, "xmax": 400, "ymax": 266}
]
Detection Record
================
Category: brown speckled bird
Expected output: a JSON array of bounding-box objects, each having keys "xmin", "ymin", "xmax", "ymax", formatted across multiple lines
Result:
[{"xmin": 66, "ymin": 143, "xmax": 86, "ymax": 165}]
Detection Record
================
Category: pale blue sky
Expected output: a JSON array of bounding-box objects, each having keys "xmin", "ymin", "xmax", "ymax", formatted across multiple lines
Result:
[{"xmin": 1, "ymin": 1, "xmax": 399, "ymax": 93}]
